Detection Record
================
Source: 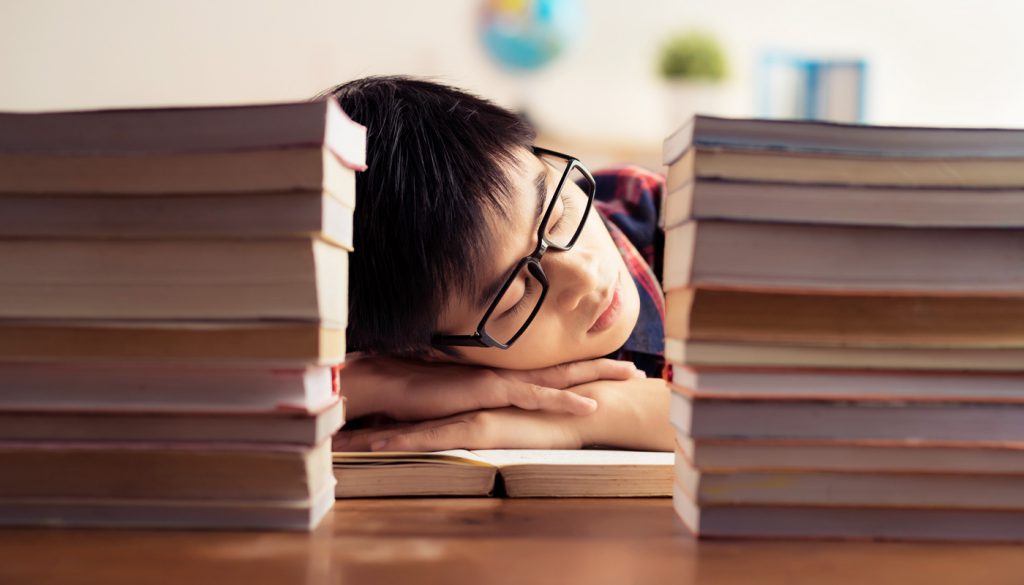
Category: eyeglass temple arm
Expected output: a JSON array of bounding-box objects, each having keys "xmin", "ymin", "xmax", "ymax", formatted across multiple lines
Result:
[{"xmin": 430, "ymin": 333, "xmax": 490, "ymax": 348}]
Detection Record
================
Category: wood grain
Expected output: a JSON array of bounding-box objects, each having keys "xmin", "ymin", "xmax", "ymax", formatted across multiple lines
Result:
[{"xmin": 0, "ymin": 498, "xmax": 1022, "ymax": 585}]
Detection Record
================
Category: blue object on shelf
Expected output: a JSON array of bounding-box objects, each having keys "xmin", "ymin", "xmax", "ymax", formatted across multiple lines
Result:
[{"xmin": 758, "ymin": 52, "xmax": 868, "ymax": 123}]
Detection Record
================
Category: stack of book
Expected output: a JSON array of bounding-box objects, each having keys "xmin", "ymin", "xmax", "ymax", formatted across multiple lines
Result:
[
  {"xmin": 661, "ymin": 115, "xmax": 1024, "ymax": 541},
  {"xmin": 0, "ymin": 100, "xmax": 364, "ymax": 530}
]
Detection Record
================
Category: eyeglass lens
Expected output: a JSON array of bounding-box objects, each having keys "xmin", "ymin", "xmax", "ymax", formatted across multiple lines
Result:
[{"xmin": 481, "ymin": 156, "xmax": 591, "ymax": 344}]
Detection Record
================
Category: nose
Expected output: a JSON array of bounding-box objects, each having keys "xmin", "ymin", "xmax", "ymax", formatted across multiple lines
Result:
[{"xmin": 547, "ymin": 245, "xmax": 603, "ymax": 313}]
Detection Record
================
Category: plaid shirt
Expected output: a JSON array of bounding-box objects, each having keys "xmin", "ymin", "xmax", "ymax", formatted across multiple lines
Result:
[{"xmin": 590, "ymin": 166, "xmax": 666, "ymax": 378}]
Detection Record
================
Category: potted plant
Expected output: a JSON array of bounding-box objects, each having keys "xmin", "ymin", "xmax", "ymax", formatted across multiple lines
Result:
[{"xmin": 658, "ymin": 31, "xmax": 728, "ymax": 126}]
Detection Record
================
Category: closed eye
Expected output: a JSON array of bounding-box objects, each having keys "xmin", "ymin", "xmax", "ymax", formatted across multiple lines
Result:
[
  {"xmin": 548, "ymin": 188, "xmax": 578, "ymax": 235},
  {"xmin": 500, "ymin": 276, "xmax": 535, "ymax": 320}
]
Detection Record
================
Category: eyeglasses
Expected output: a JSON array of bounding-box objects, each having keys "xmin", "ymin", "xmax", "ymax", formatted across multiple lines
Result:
[{"xmin": 431, "ymin": 146, "xmax": 597, "ymax": 350}]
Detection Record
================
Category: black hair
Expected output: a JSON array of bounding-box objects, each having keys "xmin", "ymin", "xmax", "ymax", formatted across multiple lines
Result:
[{"xmin": 315, "ymin": 76, "xmax": 536, "ymax": 357}]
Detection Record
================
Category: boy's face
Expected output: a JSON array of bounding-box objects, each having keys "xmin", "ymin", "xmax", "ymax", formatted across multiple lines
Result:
[{"xmin": 434, "ymin": 148, "xmax": 641, "ymax": 370}]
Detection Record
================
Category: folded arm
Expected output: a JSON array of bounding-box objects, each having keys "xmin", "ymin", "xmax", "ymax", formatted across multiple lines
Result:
[
  {"xmin": 337, "ymin": 353, "xmax": 646, "ymax": 421},
  {"xmin": 334, "ymin": 375, "xmax": 674, "ymax": 453}
]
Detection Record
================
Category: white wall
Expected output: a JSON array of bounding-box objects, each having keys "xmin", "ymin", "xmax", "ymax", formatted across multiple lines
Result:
[{"xmin": 3, "ymin": 0, "xmax": 1023, "ymax": 161}]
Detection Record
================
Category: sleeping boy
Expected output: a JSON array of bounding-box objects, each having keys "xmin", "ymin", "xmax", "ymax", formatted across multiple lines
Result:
[{"xmin": 323, "ymin": 76, "xmax": 674, "ymax": 453}]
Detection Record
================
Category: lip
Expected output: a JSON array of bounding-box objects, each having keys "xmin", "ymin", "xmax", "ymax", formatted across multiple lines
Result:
[{"xmin": 587, "ymin": 272, "xmax": 622, "ymax": 334}]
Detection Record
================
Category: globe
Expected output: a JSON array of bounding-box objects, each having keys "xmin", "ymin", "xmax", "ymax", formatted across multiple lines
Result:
[{"xmin": 480, "ymin": 0, "xmax": 584, "ymax": 72}]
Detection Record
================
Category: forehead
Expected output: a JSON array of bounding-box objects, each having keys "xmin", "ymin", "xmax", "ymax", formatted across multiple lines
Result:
[
  {"xmin": 491, "ymin": 147, "xmax": 549, "ymax": 250},
  {"xmin": 490, "ymin": 147, "xmax": 553, "ymax": 253},
  {"xmin": 439, "ymin": 148, "xmax": 547, "ymax": 324}
]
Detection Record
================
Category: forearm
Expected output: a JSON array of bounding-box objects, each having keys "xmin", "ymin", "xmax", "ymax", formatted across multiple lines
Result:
[
  {"xmin": 337, "ymin": 354, "xmax": 627, "ymax": 423},
  {"xmin": 335, "ymin": 376, "xmax": 675, "ymax": 452},
  {"xmin": 573, "ymin": 378, "xmax": 675, "ymax": 452},
  {"xmin": 336, "ymin": 353, "xmax": 394, "ymax": 419}
]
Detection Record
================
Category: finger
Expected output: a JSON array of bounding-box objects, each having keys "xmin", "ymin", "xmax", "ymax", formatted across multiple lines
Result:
[
  {"xmin": 567, "ymin": 358, "xmax": 641, "ymax": 384},
  {"xmin": 334, "ymin": 429, "xmax": 388, "ymax": 452},
  {"xmin": 392, "ymin": 370, "xmax": 596, "ymax": 418},
  {"xmin": 334, "ymin": 423, "xmax": 416, "ymax": 451},
  {"xmin": 500, "ymin": 380, "xmax": 598, "ymax": 416},
  {"xmin": 517, "ymin": 358, "xmax": 639, "ymax": 388},
  {"xmin": 387, "ymin": 368, "xmax": 529, "ymax": 421},
  {"xmin": 372, "ymin": 417, "xmax": 479, "ymax": 452},
  {"xmin": 338, "ymin": 414, "xmax": 466, "ymax": 451}
]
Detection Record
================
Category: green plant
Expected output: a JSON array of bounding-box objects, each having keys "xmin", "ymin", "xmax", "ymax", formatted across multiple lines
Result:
[{"xmin": 658, "ymin": 31, "xmax": 727, "ymax": 82}]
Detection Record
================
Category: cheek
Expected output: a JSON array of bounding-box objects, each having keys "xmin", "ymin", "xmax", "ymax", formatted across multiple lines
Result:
[
  {"xmin": 585, "ymin": 213, "xmax": 622, "ymax": 261},
  {"xmin": 454, "ymin": 310, "xmax": 584, "ymax": 369},
  {"xmin": 455, "ymin": 340, "xmax": 556, "ymax": 370},
  {"xmin": 616, "ymin": 270, "xmax": 643, "ymax": 338},
  {"xmin": 452, "ymin": 217, "xmax": 647, "ymax": 370},
  {"xmin": 588, "ymin": 217, "xmax": 644, "ymax": 349}
]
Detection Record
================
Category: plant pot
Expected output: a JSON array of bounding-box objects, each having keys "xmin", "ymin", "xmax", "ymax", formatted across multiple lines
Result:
[{"xmin": 664, "ymin": 80, "xmax": 727, "ymax": 128}]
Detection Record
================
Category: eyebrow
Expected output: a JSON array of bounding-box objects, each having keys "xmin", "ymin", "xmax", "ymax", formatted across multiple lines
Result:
[{"xmin": 474, "ymin": 168, "xmax": 549, "ymax": 310}]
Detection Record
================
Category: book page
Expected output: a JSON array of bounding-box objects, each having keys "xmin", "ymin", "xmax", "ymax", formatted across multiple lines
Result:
[
  {"xmin": 471, "ymin": 449, "xmax": 674, "ymax": 468},
  {"xmin": 332, "ymin": 449, "xmax": 494, "ymax": 467}
]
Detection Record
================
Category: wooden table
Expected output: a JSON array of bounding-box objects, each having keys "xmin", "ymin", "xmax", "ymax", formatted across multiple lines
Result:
[{"xmin": 1, "ymin": 498, "xmax": 1022, "ymax": 585}]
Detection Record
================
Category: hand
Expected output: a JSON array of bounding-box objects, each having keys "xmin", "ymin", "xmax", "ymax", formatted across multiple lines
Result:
[
  {"xmin": 569, "ymin": 377, "xmax": 675, "ymax": 452},
  {"xmin": 338, "ymin": 354, "xmax": 644, "ymax": 422},
  {"xmin": 334, "ymin": 407, "xmax": 586, "ymax": 452}
]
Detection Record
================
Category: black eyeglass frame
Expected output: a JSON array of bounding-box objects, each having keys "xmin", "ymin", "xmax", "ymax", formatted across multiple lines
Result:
[{"xmin": 431, "ymin": 146, "xmax": 597, "ymax": 350}]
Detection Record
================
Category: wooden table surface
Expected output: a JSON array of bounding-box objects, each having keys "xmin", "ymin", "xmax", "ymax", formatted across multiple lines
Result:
[{"xmin": 1, "ymin": 498, "xmax": 1023, "ymax": 585}]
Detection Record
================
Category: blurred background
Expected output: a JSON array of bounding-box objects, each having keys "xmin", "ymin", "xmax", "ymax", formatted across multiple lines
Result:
[{"xmin": 2, "ymin": 0, "xmax": 1022, "ymax": 170}]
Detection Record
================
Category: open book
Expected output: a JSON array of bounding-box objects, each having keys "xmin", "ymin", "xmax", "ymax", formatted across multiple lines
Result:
[{"xmin": 333, "ymin": 449, "xmax": 674, "ymax": 498}]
